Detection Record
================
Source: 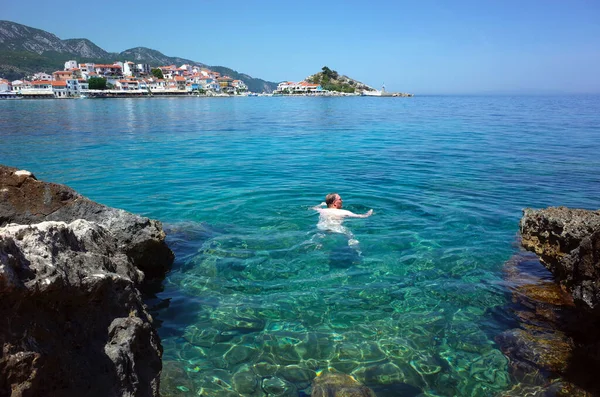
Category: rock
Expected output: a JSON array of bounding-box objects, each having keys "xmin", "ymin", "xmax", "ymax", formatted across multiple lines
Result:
[
  {"xmin": 520, "ymin": 207, "xmax": 600, "ymax": 312},
  {"xmin": 0, "ymin": 165, "xmax": 174, "ymax": 280},
  {"xmin": 0, "ymin": 220, "xmax": 161, "ymax": 396},
  {"xmin": 0, "ymin": 165, "xmax": 175, "ymax": 397},
  {"xmin": 311, "ymin": 372, "xmax": 376, "ymax": 397}
]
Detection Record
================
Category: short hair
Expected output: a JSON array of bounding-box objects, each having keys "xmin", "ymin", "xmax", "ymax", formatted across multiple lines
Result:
[{"xmin": 325, "ymin": 193, "xmax": 339, "ymax": 206}]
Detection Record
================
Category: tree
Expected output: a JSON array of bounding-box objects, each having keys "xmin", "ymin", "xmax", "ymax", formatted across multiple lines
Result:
[
  {"xmin": 88, "ymin": 77, "xmax": 107, "ymax": 90},
  {"xmin": 151, "ymin": 68, "xmax": 164, "ymax": 79},
  {"xmin": 321, "ymin": 66, "xmax": 339, "ymax": 81}
]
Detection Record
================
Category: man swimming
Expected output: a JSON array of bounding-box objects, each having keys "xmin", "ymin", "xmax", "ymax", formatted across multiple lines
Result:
[{"xmin": 312, "ymin": 193, "xmax": 373, "ymax": 245}]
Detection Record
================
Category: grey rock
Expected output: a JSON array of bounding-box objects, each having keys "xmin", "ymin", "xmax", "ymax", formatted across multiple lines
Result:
[
  {"xmin": 0, "ymin": 164, "xmax": 175, "ymax": 397},
  {"xmin": 0, "ymin": 164, "xmax": 174, "ymax": 280},
  {"xmin": 0, "ymin": 220, "xmax": 162, "ymax": 396}
]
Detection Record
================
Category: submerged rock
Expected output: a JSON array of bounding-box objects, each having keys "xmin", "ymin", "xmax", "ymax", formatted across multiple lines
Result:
[
  {"xmin": 0, "ymin": 165, "xmax": 175, "ymax": 397},
  {"xmin": 311, "ymin": 372, "xmax": 376, "ymax": 397}
]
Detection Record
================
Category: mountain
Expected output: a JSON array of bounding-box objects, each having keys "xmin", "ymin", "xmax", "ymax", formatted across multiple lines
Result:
[
  {"xmin": 118, "ymin": 47, "xmax": 202, "ymax": 68},
  {"xmin": 0, "ymin": 20, "xmax": 277, "ymax": 92},
  {"xmin": 307, "ymin": 66, "xmax": 375, "ymax": 93}
]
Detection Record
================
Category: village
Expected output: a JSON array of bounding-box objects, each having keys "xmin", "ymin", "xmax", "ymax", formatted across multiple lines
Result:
[
  {"xmin": 0, "ymin": 59, "xmax": 412, "ymax": 99},
  {"xmin": 0, "ymin": 60, "xmax": 251, "ymax": 98}
]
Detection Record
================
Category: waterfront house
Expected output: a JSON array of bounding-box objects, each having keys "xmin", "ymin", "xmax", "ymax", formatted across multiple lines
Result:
[
  {"xmin": 138, "ymin": 80, "xmax": 149, "ymax": 91},
  {"xmin": 10, "ymin": 80, "xmax": 26, "ymax": 93},
  {"xmin": 174, "ymin": 76, "xmax": 186, "ymax": 90},
  {"xmin": 18, "ymin": 81, "xmax": 52, "ymax": 98},
  {"xmin": 296, "ymin": 81, "xmax": 323, "ymax": 93},
  {"xmin": 232, "ymin": 80, "xmax": 248, "ymax": 92},
  {"xmin": 148, "ymin": 79, "xmax": 167, "ymax": 91},
  {"xmin": 276, "ymin": 81, "xmax": 295, "ymax": 93},
  {"xmin": 275, "ymin": 81, "xmax": 323, "ymax": 94},
  {"xmin": 52, "ymin": 81, "xmax": 68, "ymax": 98},
  {"xmin": 217, "ymin": 76, "xmax": 233, "ymax": 88},
  {"xmin": 116, "ymin": 79, "xmax": 140, "ymax": 91},
  {"xmin": 65, "ymin": 79, "xmax": 88, "ymax": 96}
]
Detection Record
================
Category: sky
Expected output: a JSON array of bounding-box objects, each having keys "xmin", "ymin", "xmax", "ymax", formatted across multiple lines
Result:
[{"xmin": 3, "ymin": 0, "xmax": 600, "ymax": 94}]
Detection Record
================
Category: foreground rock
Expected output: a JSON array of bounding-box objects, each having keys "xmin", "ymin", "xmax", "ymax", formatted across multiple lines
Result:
[
  {"xmin": 0, "ymin": 165, "xmax": 175, "ymax": 397},
  {"xmin": 0, "ymin": 165, "xmax": 174, "ymax": 280},
  {"xmin": 520, "ymin": 207, "xmax": 600, "ymax": 313}
]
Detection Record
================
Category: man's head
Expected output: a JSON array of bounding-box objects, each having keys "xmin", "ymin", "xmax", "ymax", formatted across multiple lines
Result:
[{"xmin": 325, "ymin": 193, "xmax": 343, "ymax": 209}]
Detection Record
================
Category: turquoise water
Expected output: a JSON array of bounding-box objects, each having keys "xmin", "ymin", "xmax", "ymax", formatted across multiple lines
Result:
[{"xmin": 1, "ymin": 96, "xmax": 599, "ymax": 396}]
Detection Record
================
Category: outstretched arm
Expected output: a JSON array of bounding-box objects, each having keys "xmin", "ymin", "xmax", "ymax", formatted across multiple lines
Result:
[
  {"xmin": 311, "ymin": 202, "xmax": 327, "ymax": 211},
  {"xmin": 345, "ymin": 209, "xmax": 374, "ymax": 218}
]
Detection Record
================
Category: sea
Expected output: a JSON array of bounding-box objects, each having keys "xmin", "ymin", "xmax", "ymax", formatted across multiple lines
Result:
[{"xmin": 1, "ymin": 95, "xmax": 599, "ymax": 396}]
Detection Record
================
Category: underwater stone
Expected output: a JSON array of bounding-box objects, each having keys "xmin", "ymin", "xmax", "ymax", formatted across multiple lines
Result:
[
  {"xmin": 311, "ymin": 372, "xmax": 376, "ymax": 397},
  {"xmin": 232, "ymin": 367, "xmax": 259, "ymax": 395},
  {"xmin": 252, "ymin": 361, "xmax": 280, "ymax": 378},
  {"xmin": 278, "ymin": 364, "xmax": 316, "ymax": 384},
  {"xmin": 262, "ymin": 376, "xmax": 297, "ymax": 397},
  {"xmin": 182, "ymin": 325, "xmax": 220, "ymax": 348},
  {"xmin": 378, "ymin": 337, "xmax": 416, "ymax": 361},
  {"xmin": 224, "ymin": 344, "xmax": 258, "ymax": 366}
]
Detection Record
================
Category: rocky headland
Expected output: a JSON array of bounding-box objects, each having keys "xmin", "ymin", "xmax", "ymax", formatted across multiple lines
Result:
[
  {"xmin": 497, "ymin": 207, "xmax": 600, "ymax": 396},
  {"xmin": 0, "ymin": 165, "xmax": 174, "ymax": 396}
]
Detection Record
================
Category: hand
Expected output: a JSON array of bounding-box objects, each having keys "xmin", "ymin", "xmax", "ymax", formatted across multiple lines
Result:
[
  {"xmin": 321, "ymin": 202, "xmax": 327, "ymax": 206},
  {"xmin": 366, "ymin": 209, "xmax": 373, "ymax": 216}
]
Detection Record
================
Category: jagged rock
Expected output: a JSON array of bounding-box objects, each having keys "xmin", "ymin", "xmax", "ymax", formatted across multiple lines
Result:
[
  {"xmin": 520, "ymin": 207, "xmax": 600, "ymax": 312},
  {"xmin": 0, "ymin": 220, "xmax": 161, "ymax": 396},
  {"xmin": 0, "ymin": 164, "xmax": 174, "ymax": 280},
  {"xmin": 0, "ymin": 165, "xmax": 175, "ymax": 396}
]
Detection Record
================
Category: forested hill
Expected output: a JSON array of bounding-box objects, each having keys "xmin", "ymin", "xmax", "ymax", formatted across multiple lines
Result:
[
  {"xmin": 0, "ymin": 20, "xmax": 277, "ymax": 92},
  {"xmin": 306, "ymin": 66, "xmax": 375, "ymax": 93}
]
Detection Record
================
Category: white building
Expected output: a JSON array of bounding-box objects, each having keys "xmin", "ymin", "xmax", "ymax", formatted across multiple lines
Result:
[
  {"xmin": 11, "ymin": 80, "xmax": 26, "ymax": 93},
  {"xmin": 123, "ymin": 61, "xmax": 135, "ymax": 77},
  {"xmin": 64, "ymin": 60, "xmax": 78, "ymax": 70},
  {"xmin": 232, "ymin": 80, "xmax": 248, "ymax": 92},
  {"xmin": 33, "ymin": 72, "xmax": 53, "ymax": 81},
  {"xmin": 115, "ymin": 79, "xmax": 140, "ymax": 91},
  {"xmin": 79, "ymin": 63, "xmax": 96, "ymax": 79},
  {"xmin": 135, "ymin": 63, "xmax": 151, "ymax": 76},
  {"xmin": 65, "ymin": 79, "xmax": 89, "ymax": 96},
  {"xmin": 19, "ymin": 81, "xmax": 53, "ymax": 97}
]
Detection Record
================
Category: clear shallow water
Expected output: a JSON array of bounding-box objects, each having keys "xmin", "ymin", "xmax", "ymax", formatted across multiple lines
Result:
[{"xmin": 1, "ymin": 96, "xmax": 599, "ymax": 396}]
